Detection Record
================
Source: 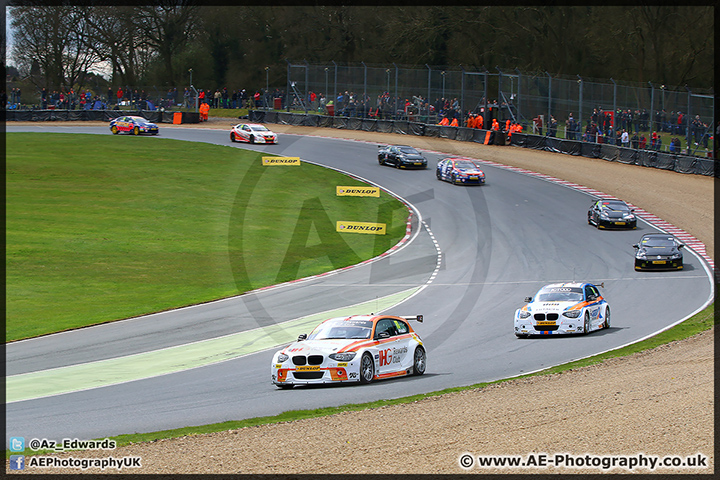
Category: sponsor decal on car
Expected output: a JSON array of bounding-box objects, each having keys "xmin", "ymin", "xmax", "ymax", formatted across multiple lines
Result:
[
  {"xmin": 295, "ymin": 366, "xmax": 321, "ymax": 371},
  {"xmin": 336, "ymin": 186, "xmax": 380, "ymax": 197},
  {"xmin": 336, "ymin": 221, "xmax": 386, "ymax": 235},
  {"xmin": 261, "ymin": 157, "xmax": 301, "ymax": 166}
]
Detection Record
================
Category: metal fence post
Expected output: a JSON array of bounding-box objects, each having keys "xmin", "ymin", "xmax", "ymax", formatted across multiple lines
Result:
[
  {"xmin": 515, "ymin": 68, "xmax": 522, "ymax": 123},
  {"xmin": 461, "ymin": 66, "xmax": 465, "ymax": 119},
  {"xmin": 685, "ymin": 85, "xmax": 692, "ymax": 150},
  {"xmin": 546, "ymin": 71, "xmax": 552, "ymax": 130},
  {"xmin": 362, "ymin": 61, "xmax": 367, "ymax": 116},
  {"xmin": 648, "ymin": 81, "xmax": 654, "ymax": 131},
  {"xmin": 426, "ymin": 64, "xmax": 431, "ymax": 122},
  {"xmin": 394, "ymin": 63, "xmax": 398, "ymax": 120},
  {"xmin": 610, "ymin": 78, "xmax": 616, "ymax": 128},
  {"xmin": 484, "ymin": 68, "xmax": 489, "ymax": 127},
  {"xmin": 577, "ymin": 75, "xmax": 583, "ymax": 128}
]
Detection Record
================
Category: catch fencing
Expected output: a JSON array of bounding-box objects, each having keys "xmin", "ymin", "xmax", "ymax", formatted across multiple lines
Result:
[{"xmin": 247, "ymin": 109, "xmax": 715, "ymax": 177}]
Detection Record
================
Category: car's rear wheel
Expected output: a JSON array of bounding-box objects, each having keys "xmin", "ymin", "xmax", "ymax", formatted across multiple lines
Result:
[
  {"xmin": 359, "ymin": 352, "xmax": 374, "ymax": 384},
  {"xmin": 602, "ymin": 306, "xmax": 611, "ymax": 329},
  {"xmin": 249, "ymin": 135, "xmax": 255, "ymax": 144},
  {"xmin": 378, "ymin": 156, "xmax": 385, "ymax": 165},
  {"xmin": 231, "ymin": 132, "xmax": 236, "ymax": 142},
  {"xmin": 583, "ymin": 311, "xmax": 591, "ymax": 334},
  {"xmin": 413, "ymin": 346, "xmax": 426, "ymax": 376},
  {"xmin": 111, "ymin": 126, "xmax": 118, "ymax": 134},
  {"xmin": 436, "ymin": 170, "xmax": 442, "ymax": 180},
  {"xmin": 133, "ymin": 126, "xmax": 140, "ymax": 136}
]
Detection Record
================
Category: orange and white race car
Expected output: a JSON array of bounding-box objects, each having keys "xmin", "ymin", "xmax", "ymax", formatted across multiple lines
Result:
[
  {"xmin": 230, "ymin": 123, "xmax": 278, "ymax": 144},
  {"xmin": 271, "ymin": 315, "xmax": 426, "ymax": 389},
  {"xmin": 514, "ymin": 282, "xmax": 610, "ymax": 338}
]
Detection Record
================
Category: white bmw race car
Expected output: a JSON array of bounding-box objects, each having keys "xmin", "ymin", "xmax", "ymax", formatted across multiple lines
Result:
[
  {"xmin": 230, "ymin": 123, "xmax": 278, "ymax": 144},
  {"xmin": 271, "ymin": 314, "xmax": 426, "ymax": 388},
  {"xmin": 514, "ymin": 282, "xmax": 610, "ymax": 338}
]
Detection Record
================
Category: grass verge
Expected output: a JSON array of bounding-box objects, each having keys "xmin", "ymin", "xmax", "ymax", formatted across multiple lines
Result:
[{"xmin": 6, "ymin": 133, "xmax": 408, "ymax": 341}]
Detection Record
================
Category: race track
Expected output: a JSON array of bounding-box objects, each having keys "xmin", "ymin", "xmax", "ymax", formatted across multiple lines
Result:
[{"xmin": 6, "ymin": 125, "xmax": 713, "ymax": 443}]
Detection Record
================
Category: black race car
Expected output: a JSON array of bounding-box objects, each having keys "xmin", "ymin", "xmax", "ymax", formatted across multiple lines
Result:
[
  {"xmin": 377, "ymin": 145, "xmax": 427, "ymax": 169},
  {"xmin": 633, "ymin": 233, "xmax": 684, "ymax": 270},
  {"xmin": 587, "ymin": 199, "xmax": 637, "ymax": 229}
]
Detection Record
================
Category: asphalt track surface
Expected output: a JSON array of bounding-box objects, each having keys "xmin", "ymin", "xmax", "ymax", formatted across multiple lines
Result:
[{"xmin": 6, "ymin": 125, "xmax": 713, "ymax": 443}]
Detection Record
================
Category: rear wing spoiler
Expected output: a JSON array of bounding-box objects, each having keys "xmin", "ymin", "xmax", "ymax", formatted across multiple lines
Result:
[{"xmin": 401, "ymin": 315, "xmax": 423, "ymax": 323}]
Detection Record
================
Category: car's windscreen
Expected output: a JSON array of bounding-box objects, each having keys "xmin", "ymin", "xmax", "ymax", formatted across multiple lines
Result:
[
  {"xmin": 398, "ymin": 147, "xmax": 419, "ymax": 154},
  {"xmin": 250, "ymin": 125, "xmax": 270, "ymax": 132},
  {"xmin": 536, "ymin": 287, "xmax": 584, "ymax": 302},
  {"xmin": 455, "ymin": 160, "xmax": 478, "ymax": 169},
  {"xmin": 308, "ymin": 319, "xmax": 373, "ymax": 340},
  {"xmin": 642, "ymin": 237, "xmax": 675, "ymax": 248},
  {"xmin": 604, "ymin": 202, "xmax": 630, "ymax": 212}
]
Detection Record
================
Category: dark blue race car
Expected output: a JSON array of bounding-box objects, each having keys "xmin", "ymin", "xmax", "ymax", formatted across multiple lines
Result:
[{"xmin": 110, "ymin": 116, "xmax": 159, "ymax": 135}]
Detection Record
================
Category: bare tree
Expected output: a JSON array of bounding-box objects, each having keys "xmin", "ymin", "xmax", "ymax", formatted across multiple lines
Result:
[
  {"xmin": 10, "ymin": 6, "xmax": 102, "ymax": 92},
  {"xmin": 134, "ymin": 1, "xmax": 200, "ymax": 85}
]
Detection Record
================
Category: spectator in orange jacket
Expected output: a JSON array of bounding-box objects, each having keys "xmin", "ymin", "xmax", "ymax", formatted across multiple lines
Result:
[
  {"xmin": 476, "ymin": 115, "xmax": 484, "ymax": 130},
  {"xmin": 491, "ymin": 118, "xmax": 500, "ymax": 131},
  {"xmin": 466, "ymin": 115, "xmax": 475, "ymax": 129},
  {"xmin": 439, "ymin": 117, "xmax": 450, "ymax": 126},
  {"xmin": 199, "ymin": 102, "xmax": 210, "ymax": 121},
  {"xmin": 450, "ymin": 117, "xmax": 459, "ymax": 127}
]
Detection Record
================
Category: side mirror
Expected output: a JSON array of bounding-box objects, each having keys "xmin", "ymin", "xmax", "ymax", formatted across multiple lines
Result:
[
  {"xmin": 678, "ymin": 244, "xmax": 685, "ymax": 249},
  {"xmin": 632, "ymin": 244, "xmax": 639, "ymax": 249},
  {"xmin": 524, "ymin": 297, "xmax": 533, "ymax": 303},
  {"xmin": 297, "ymin": 333, "xmax": 307, "ymax": 341},
  {"xmin": 376, "ymin": 331, "xmax": 390, "ymax": 340}
]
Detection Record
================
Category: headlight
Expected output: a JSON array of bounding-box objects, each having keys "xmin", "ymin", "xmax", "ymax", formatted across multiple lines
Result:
[
  {"xmin": 276, "ymin": 353, "xmax": 289, "ymax": 362},
  {"xmin": 636, "ymin": 251, "xmax": 647, "ymax": 259},
  {"xmin": 518, "ymin": 311, "xmax": 531, "ymax": 319},
  {"xmin": 624, "ymin": 214, "xmax": 635, "ymax": 220},
  {"xmin": 562, "ymin": 310, "xmax": 582, "ymax": 318},
  {"xmin": 329, "ymin": 352, "xmax": 356, "ymax": 361},
  {"xmin": 671, "ymin": 252, "xmax": 682, "ymax": 259}
]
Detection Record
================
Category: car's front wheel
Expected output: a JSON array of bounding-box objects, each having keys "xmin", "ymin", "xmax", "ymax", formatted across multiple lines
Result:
[
  {"xmin": 133, "ymin": 126, "xmax": 140, "ymax": 136},
  {"xmin": 249, "ymin": 135, "xmax": 255, "ymax": 144},
  {"xmin": 231, "ymin": 132, "xmax": 237, "ymax": 142},
  {"xmin": 360, "ymin": 352, "xmax": 375, "ymax": 384},
  {"xmin": 413, "ymin": 346, "xmax": 426, "ymax": 376},
  {"xmin": 603, "ymin": 306, "xmax": 611, "ymax": 329},
  {"xmin": 111, "ymin": 126, "xmax": 118, "ymax": 134},
  {"xmin": 583, "ymin": 311, "xmax": 591, "ymax": 334}
]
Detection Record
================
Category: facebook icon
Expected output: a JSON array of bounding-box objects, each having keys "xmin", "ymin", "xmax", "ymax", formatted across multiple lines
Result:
[
  {"xmin": 10, "ymin": 436, "xmax": 25, "ymax": 452},
  {"xmin": 10, "ymin": 455, "xmax": 25, "ymax": 470}
]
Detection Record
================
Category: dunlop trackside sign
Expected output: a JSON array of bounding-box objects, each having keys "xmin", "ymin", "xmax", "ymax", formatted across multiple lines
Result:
[
  {"xmin": 336, "ymin": 221, "xmax": 386, "ymax": 235},
  {"xmin": 336, "ymin": 186, "xmax": 380, "ymax": 197},
  {"xmin": 262, "ymin": 156, "xmax": 301, "ymax": 166}
]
